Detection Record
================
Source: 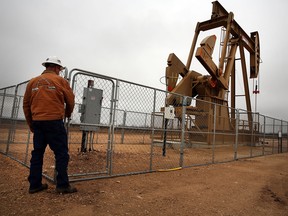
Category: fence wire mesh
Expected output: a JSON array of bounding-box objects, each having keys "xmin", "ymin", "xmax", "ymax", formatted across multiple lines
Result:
[{"xmin": 1, "ymin": 68, "xmax": 287, "ymax": 183}]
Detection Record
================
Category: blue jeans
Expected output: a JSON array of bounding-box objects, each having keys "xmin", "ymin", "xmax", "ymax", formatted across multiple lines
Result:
[{"xmin": 29, "ymin": 120, "xmax": 70, "ymax": 189}]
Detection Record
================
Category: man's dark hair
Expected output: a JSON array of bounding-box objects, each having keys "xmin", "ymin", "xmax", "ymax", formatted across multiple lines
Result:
[{"xmin": 45, "ymin": 63, "xmax": 56, "ymax": 68}]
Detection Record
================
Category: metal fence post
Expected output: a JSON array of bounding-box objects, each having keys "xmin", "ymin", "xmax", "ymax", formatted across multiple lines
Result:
[
  {"xmin": 212, "ymin": 103, "xmax": 216, "ymax": 163},
  {"xmin": 107, "ymin": 79, "xmax": 119, "ymax": 175},
  {"xmin": 149, "ymin": 89, "xmax": 157, "ymax": 171},
  {"xmin": 0, "ymin": 89, "xmax": 7, "ymax": 118},
  {"xmin": 280, "ymin": 120, "xmax": 283, "ymax": 153},
  {"xmin": 286, "ymin": 121, "xmax": 288, "ymax": 153},
  {"xmin": 0, "ymin": 89, "xmax": 7, "ymax": 152},
  {"xmin": 262, "ymin": 116, "xmax": 266, "ymax": 155},
  {"xmin": 272, "ymin": 118, "xmax": 275, "ymax": 154},
  {"xmin": 179, "ymin": 96, "xmax": 187, "ymax": 168},
  {"xmin": 250, "ymin": 112, "xmax": 255, "ymax": 157},
  {"xmin": 234, "ymin": 109, "xmax": 239, "ymax": 160}
]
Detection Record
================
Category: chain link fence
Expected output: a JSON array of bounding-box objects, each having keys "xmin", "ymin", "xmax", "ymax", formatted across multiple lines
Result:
[{"xmin": 1, "ymin": 68, "xmax": 287, "ymax": 183}]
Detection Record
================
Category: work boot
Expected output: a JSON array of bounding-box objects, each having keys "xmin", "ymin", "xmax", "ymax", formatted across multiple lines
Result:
[
  {"xmin": 56, "ymin": 185, "xmax": 77, "ymax": 194},
  {"xmin": 29, "ymin": 183, "xmax": 48, "ymax": 194}
]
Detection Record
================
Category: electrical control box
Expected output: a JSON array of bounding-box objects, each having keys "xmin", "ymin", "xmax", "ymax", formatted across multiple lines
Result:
[
  {"xmin": 79, "ymin": 87, "xmax": 103, "ymax": 131},
  {"xmin": 164, "ymin": 106, "xmax": 175, "ymax": 119}
]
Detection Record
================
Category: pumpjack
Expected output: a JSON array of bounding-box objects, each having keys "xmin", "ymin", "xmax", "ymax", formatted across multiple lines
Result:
[{"xmin": 163, "ymin": 1, "xmax": 260, "ymax": 146}]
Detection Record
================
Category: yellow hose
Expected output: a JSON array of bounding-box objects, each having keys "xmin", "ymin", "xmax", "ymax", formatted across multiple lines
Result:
[{"xmin": 157, "ymin": 167, "xmax": 182, "ymax": 172}]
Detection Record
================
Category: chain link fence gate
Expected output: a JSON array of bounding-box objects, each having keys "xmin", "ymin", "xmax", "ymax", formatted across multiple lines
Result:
[
  {"xmin": 0, "ymin": 82, "xmax": 33, "ymax": 166},
  {"xmin": 0, "ymin": 85, "xmax": 16, "ymax": 154},
  {"xmin": 66, "ymin": 69, "xmax": 186, "ymax": 181}
]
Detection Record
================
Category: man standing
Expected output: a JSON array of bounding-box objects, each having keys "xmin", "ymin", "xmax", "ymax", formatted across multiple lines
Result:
[{"xmin": 23, "ymin": 56, "xmax": 77, "ymax": 194}]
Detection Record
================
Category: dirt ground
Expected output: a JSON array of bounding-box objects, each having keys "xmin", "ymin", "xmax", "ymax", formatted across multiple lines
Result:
[{"xmin": 0, "ymin": 153, "xmax": 287, "ymax": 216}]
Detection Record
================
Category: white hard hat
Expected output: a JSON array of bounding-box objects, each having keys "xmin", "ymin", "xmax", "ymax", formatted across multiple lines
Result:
[{"xmin": 42, "ymin": 56, "xmax": 64, "ymax": 68}]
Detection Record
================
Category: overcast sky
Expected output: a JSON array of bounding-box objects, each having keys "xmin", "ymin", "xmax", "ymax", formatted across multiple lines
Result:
[{"xmin": 1, "ymin": 0, "xmax": 288, "ymax": 121}]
